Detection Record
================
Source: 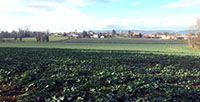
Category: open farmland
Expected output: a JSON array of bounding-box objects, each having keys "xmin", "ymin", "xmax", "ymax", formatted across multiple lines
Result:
[
  {"xmin": 1, "ymin": 38, "xmax": 200, "ymax": 101},
  {"xmin": 1, "ymin": 36, "xmax": 69, "ymax": 42},
  {"xmin": 1, "ymin": 48, "xmax": 200, "ymax": 101},
  {"xmin": 1, "ymin": 38, "xmax": 200, "ymax": 56}
]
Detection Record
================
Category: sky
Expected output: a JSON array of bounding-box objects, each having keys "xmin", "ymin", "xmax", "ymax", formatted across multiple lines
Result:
[{"xmin": 0, "ymin": 0, "xmax": 200, "ymax": 32}]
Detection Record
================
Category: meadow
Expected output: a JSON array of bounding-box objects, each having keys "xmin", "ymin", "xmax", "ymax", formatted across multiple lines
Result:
[
  {"xmin": 2, "ymin": 36, "xmax": 69, "ymax": 42},
  {"xmin": 1, "ymin": 38, "xmax": 200, "ymax": 101},
  {"xmin": 0, "ymin": 37, "xmax": 200, "ymax": 56}
]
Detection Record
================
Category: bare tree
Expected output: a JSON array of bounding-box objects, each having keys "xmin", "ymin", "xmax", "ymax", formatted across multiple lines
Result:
[
  {"xmin": 35, "ymin": 30, "xmax": 49, "ymax": 42},
  {"xmin": 24, "ymin": 25, "xmax": 31, "ymax": 37},
  {"xmin": 18, "ymin": 28, "xmax": 24, "ymax": 41},
  {"xmin": 188, "ymin": 17, "xmax": 200, "ymax": 49},
  {"xmin": 24, "ymin": 25, "xmax": 30, "ymax": 32},
  {"xmin": 0, "ymin": 31, "xmax": 3, "ymax": 41},
  {"xmin": 197, "ymin": 18, "xmax": 200, "ymax": 32},
  {"xmin": 11, "ymin": 30, "xmax": 18, "ymax": 41},
  {"xmin": 125, "ymin": 30, "xmax": 132, "ymax": 38}
]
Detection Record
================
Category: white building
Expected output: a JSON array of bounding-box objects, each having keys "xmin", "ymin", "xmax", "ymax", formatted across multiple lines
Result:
[
  {"xmin": 69, "ymin": 34, "xmax": 78, "ymax": 37},
  {"xmin": 93, "ymin": 34, "xmax": 99, "ymax": 38},
  {"xmin": 100, "ymin": 36, "xmax": 105, "ymax": 38}
]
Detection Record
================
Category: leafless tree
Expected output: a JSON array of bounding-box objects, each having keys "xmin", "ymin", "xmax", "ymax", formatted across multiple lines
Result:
[
  {"xmin": 36, "ymin": 30, "xmax": 49, "ymax": 42},
  {"xmin": 24, "ymin": 25, "xmax": 30, "ymax": 32},
  {"xmin": 11, "ymin": 30, "xmax": 18, "ymax": 41},
  {"xmin": 188, "ymin": 17, "xmax": 200, "ymax": 49},
  {"xmin": 0, "ymin": 31, "xmax": 3, "ymax": 41},
  {"xmin": 125, "ymin": 30, "xmax": 132, "ymax": 38},
  {"xmin": 18, "ymin": 27, "xmax": 25, "ymax": 41},
  {"xmin": 197, "ymin": 18, "xmax": 200, "ymax": 32}
]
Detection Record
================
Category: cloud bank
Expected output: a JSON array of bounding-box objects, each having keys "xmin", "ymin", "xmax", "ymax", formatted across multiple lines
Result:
[
  {"xmin": 0, "ymin": 0, "xmax": 198, "ymax": 32},
  {"xmin": 160, "ymin": 0, "xmax": 200, "ymax": 8}
]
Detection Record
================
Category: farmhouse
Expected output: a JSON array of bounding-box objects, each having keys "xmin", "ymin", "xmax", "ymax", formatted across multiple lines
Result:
[
  {"xmin": 93, "ymin": 34, "xmax": 99, "ymax": 38},
  {"xmin": 133, "ymin": 32, "xmax": 142, "ymax": 38},
  {"xmin": 69, "ymin": 34, "xmax": 79, "ymax": 37},
  {"xmin": 158, "ymin": 34, "xmax": 171, "ymax": 39},
  {"xmin": 100, "ymin": 36, "xmax": 105, "ymax": 38},
  {"xmin": 175, "ymin": 34, "xmax": 188, "ymax": 39}
]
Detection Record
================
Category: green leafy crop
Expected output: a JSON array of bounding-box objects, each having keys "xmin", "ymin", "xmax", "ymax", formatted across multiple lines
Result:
[{"xmin": 0, "ymin": 48, "xmax": 200, "ymax": 102}]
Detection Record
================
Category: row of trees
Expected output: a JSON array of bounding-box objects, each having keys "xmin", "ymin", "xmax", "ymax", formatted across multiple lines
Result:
[
  {"xmin": 35, "ymin": 31, "xmax": 49, "ymax": 42},
  {"xmin": 0, "ymin": 28, "xmax": 49, "ymax": 42},
  {"xmin": 0, "ymin": 30, "xmax": 24, "ymax": 41},
  {"xmin": 112, "ymin": 29, "xmax": 142, "ymax": 38},
  {"xmin": 188, "ymin": 18, "xmax": 200, "ymax": 49}
]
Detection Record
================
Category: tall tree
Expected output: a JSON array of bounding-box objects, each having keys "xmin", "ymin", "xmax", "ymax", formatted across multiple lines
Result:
[
  {"xmin": 126, "ymin": 30, "xmax": 132, "ymax": 37},
  {"xmin": 12, "ymin": 30, "xmax": 18, "ymax": 41},
  {"xmin": 112, "ymin": 29, "xmax": 116, "ymax": 36},
  {"xmin": 197, "ymin": 18, "xmax": 200, "ymax": 32},
  {"xmin": 46, "ymin": 30, "xmax": 49, "ymax": 42},
  {"xmin": 35, "ymin": 31, "xmax": 49, "ymax": 42},
  {"xmin": 0, "ymin": 31, "xmax": 3, "ymax": 41},
  {"xmin": 24, "ymin": 25, "xmax": 31, "ymax": 37},
  {"xmin": 188, "ymin": 17, "xmax": 200, "ymax": 49},
  {"xmin": 18, "ymin": 28, "xmax": 24, "ymax": 41},
  {"xmin": 82, "ymin": 30, "xmax": 88, "ymax": 37}
]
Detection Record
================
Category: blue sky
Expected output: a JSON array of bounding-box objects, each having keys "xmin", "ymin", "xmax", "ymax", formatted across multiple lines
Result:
[{"xmin": 0, "ymin": 0, "xmax": 200, "ymax": 32}]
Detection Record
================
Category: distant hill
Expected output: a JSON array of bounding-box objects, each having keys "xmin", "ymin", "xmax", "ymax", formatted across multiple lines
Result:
[{"xmin": 94, "ymin": 29, "xmax": 188, "ymax": 34}]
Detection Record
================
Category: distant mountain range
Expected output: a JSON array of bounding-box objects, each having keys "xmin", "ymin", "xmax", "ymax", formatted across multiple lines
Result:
[{"xmin": 94, "ymin": 29, "xmax": 189, "ymax": 34}]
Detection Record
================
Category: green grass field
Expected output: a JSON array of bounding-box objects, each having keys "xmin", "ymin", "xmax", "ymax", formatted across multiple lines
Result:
[
  {"xmin": 0, "ymin": 38, "xmax": 200, "ymax": 56},
  {"xmin": 2, "ymin": 36, "xmax": 69, "ymax": 42}
]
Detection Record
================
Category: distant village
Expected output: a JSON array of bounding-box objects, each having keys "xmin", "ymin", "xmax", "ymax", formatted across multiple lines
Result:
[
  {"xmin": 54, "ymin": 29, "xmax": 188, "ymax": 40},
  {"xmin": 0, "ymin": 29, "xmax": 189, "ymax": 42}
]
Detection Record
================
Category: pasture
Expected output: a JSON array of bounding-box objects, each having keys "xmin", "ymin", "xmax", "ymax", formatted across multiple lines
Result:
[{"xmin": 1, "ymin": 36, "xmax": 69, "ymax": 42}]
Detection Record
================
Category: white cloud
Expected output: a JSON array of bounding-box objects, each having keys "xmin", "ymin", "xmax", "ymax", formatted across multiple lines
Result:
[
  {"xmin": 0, "ymin": 0, "xmax": 198, "ymax": 31},
  {"xmin": 94, "ymin": 16, "xmax": 198, "ymax": 30},
  {"xmin": 131, "ymin": 1, "xmax": 153, "ymax": 6},
  {"xmin": 63, "ymin": 0, "xmax": 120, "ymax": 7},
  {"xmin": 65, "ymin": 0, "xmax": 91, "ymax": 7},
  {"xmin": 132, "ymin": 1, "xmax": 141, "ymax": 4},
  {"xmin": 101, "ymin": 5, "xmax": 105, "ymax": 8},
  {"xmin": 0, "ymin": 0, "xmax": 95, "ymax": 31},
  {"xmin": 160, "ymin": 0, "xmax": 200, "ymax": 8},
  {"xmin": 0, "ymin": 0, "xmax": 17, "ymax": 11},
  {"xmin": 0, "ymin": 0, "xmax": 121, "ymax": 31}
]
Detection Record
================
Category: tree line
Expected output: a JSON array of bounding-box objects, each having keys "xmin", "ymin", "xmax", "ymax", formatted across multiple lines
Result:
[{"xmin": 0, "ymin": 29, "xmax": 49, "ymax": 42}]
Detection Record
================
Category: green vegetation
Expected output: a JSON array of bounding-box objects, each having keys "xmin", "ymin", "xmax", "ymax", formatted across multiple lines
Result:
[
  {"xmin": 1, "ymin": 36, "xmax": 69, "ymax": 42},
  {"xmin": 0, "ymin": 48, "xmax": 200, "ymax": 101},
  {"xmin": 62, "ymin": 38, "xmax": 186, "ymax": 44},
  {"xmin": 1, "ymin": 38, "xmax": 200, "ymax": 101},
  {"xmin": 0, "ymin": 38, "xmax": 200, "ymax": 56}
]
